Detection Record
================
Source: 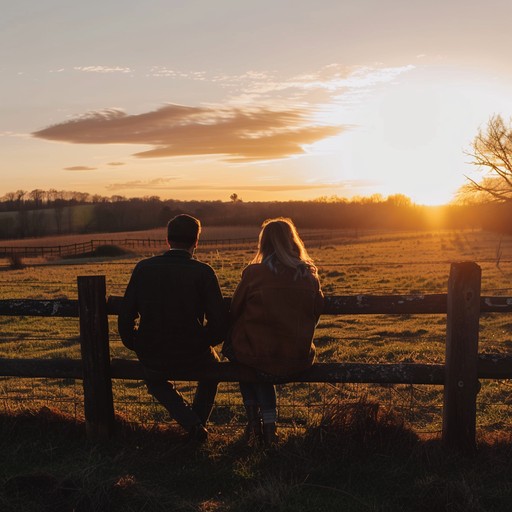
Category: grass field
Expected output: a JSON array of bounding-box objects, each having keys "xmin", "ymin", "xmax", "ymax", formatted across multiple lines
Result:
[
  {"xmin": 1, "ymin": 227, "xmax": 512, "ymax": 511},
  {"xmin": 1, "ymin": 228, "xmax": 512, "ymax": 429}
]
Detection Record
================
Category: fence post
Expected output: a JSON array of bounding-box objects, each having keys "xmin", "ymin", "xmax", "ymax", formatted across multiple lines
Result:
[
  {"xmin": 442, "ymin": 261, "xmax": 481, "ymax": 452},
  {"xmin": 77, "ymin": 275, "xmax": 115, "ymax": 441}
]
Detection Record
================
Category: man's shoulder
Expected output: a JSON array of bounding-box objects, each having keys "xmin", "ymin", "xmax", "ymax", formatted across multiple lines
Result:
[
  {"xmin": 134, "ymin": 254, "xmax": 167, "ymax": 268},
  {"xmin": 191, "ymin": 257, "xmax": 218, "ymax": 276},
  {"xmin": 133, "ymin": 252, "xmax": 218, "ymax": 277}
]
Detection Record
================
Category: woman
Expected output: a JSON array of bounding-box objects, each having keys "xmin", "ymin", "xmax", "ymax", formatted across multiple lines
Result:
[{"xmin": 227, "ymin": 218, "xmax": 324, "ymax": 445}]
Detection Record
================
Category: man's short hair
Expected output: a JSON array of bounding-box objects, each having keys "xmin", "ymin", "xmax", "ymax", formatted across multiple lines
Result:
[{"xmin": 167, "ymin": 214, "xmax": 201, "ymax": 247}]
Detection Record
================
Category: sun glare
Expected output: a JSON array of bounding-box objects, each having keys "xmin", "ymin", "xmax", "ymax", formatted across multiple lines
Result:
[{"xmin": 314, "ymin": 66, "xmax": 512, "ymax": 206}]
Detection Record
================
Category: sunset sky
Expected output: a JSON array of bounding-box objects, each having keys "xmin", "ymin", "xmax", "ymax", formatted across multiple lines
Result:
[{"xmin": 2, "ymin": 0, "xmax": 512, "ymax": 205}]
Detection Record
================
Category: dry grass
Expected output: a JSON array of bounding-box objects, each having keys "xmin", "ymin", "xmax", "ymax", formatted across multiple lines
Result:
[{"xmin": 0, "ymin": 227, "xmax": 511, "ymax": 438}]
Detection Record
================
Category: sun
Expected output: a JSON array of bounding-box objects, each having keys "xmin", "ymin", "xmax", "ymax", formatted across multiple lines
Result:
[{"xmin": 311, "ymin": 65, "xmax": 512, "ymax": 206}]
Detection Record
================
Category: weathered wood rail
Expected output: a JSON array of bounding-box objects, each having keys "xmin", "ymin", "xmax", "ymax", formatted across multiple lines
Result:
[{"xmin": 0, "ymin": 262, "xmax": 512, "ymax": 451}]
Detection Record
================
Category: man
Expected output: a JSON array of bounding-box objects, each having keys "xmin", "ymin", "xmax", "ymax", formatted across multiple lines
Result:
[{"xmin": 118, "ymin": 214, "xmax": 226, "ymax": 441}]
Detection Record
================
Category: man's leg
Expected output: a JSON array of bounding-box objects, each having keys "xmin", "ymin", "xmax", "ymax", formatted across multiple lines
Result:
[
  {"xmin": 143, "ymin": 366, "xmax": 202, "ymax": 431},
  {"xmin": 192, "ymin": 380, "xmax": 218, "ymax": 426},
  {"xmin": 191, "ymin": 351, "xmax": 221, "ymax": 426}
]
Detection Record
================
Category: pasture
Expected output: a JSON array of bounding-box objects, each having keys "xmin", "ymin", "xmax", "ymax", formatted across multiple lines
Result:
[
  {"xmin": 1, "ymin": 227, "xmax": 512, "ymax": 434},
  {"xmin": 2, "ymin": 227, "xmax": 512, "ymax": 511}
]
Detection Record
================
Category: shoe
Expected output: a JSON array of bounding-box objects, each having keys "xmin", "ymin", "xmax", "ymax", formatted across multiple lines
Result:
[
  {"xmin": 244, "ymin": 405, "xmax": 263, "ymax": 445},
  {"xmin": 186, "ymin": 424, "xmax": 208, "ymax": 443}
]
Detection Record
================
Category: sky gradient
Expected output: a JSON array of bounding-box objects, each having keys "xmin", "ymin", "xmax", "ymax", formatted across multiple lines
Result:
[{"xmin": 2, "ymin": 0, "xmax": 512, "ymax": 205}]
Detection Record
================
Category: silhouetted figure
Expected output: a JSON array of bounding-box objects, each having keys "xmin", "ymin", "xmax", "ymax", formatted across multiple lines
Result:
[
  {"xmin": 225, "ymin": 217, "xmax": 324, "ymax": 445},
  {"xmin": 118, "ymin": 214, "xmax": 226, "ymax": 442}
]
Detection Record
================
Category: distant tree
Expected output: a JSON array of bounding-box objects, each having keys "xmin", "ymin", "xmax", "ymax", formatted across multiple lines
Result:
[
  {"xmin": 142, "ymin": 195, "xmax": 161, "ymax": 202},
  {"xmin": 29, "ymin": 189, "xmax": 45, "ymax": 208},
  {"xmin": 230, "ymin": 193, "xmax": 242, "ymax": 203},
  {"xmin": 2, "ymin": 191, "xmax": 16, "ymax": 202},
  {"xmin": 354, "ymin": 193, "xmax": 384, "ymax": 205},
  {"xmin": 465, "ymin": 114, "xmax": 512, "ymax": 202},
  {"xmin": 386, "ymin": 194, "xmax": 413, "ymax": 207},
  {"xmin": 15, "ymin": 190, "xmax": 26, "ymax": 209},
  {"xmin": 75, "ymin": 192, "xmax": 91, "ymax": 203},
  {"xmin": 312, "ymin": 195, "xmax": 348, "ymax": 203},
  {"xmin": 46, "ymin": 189, "xmax": 58, "ymax": 204},
  {"xmin": 91, "ymin": 194, "xmax": 107, "ymax": 203},
  {"xmin": 1, "ymin": 191, "xmax": 17, "ymax": 211}
]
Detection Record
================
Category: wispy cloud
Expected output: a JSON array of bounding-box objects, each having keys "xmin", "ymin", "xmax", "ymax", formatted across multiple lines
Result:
[
  {"xmin": 206, "ymin": 63, "xmax": 415, "ymax": 104},
  {"xmin": 147, "ymin": 67, "xmax": 207, "ymax": 80},
  {"xmin": 106, "ymin": 178, "xmax": 369, "ymax": 193},
  {"xmin": 33, "ymin": 104, "xmax": 344, "ymax": 162},
  {"xmin": 107, "ymin": 161, "xmax": 125, "ymax": 166},
  {"xmin": 63, "ymin": 165, "xmax": 97, "ymax": 171},
  {"xmin": 106, "ymin": 177, "xmax": 179, "ymax": 191},
  {"xmin": 0, "ymin": 131, "xmax": 33, "ymax": 139},
  {"xmin": 74, "ymin": 66, "xmax": 132, "ymax": 73},
  {"xmin": 53, "ymin": 62, "xmax": 414, "ymax": 99}
]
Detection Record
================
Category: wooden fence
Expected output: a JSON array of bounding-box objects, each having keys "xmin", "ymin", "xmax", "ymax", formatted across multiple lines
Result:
[
  {"xmin": 1, "ymin": 261, "xmax": 512, "ymax": 452},
  {"xmin": 0, "ymin": 232, "xmax": 339, "ymax": 259},
  {"xmin": 0, "ymin": 238, "xmax": 256, "ymax": 258}
]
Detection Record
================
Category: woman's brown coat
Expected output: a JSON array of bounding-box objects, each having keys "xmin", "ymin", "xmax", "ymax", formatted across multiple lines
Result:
[{"xmin": 230, "ymin": 263, "xmax": 324, "ymax": 377}]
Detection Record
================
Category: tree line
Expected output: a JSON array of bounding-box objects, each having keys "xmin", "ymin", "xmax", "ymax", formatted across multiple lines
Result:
[{"xmin": 0, "ymin": 191, "xmax": 511, "ymax": 240}]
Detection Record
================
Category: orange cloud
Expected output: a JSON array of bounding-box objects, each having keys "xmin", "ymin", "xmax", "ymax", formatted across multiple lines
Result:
[
  {"xmin": 106, "ymin": 177, "xmax": 179, "ymax": 190},
  {"xmin": 63, "ymin": 165, "xmax": 97, "ymax": 171},
  {"xmin": 33, "ymin": 104, "xmax": 344, "ymax": 162},
  {"xmin": 107, "ymin": 162, "xmax": 125, "ymax": 166}
]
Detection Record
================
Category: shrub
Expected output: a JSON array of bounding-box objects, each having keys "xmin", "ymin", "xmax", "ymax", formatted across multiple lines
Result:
[{"xmin": 8, "ymin": 253, "xmax": 24, "ymax": 269}]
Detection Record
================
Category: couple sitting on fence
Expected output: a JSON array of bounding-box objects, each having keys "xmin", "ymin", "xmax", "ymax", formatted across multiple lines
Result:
[{"xmin": 118, "ymin": 214, "xmax": 324, "ymax": 445}]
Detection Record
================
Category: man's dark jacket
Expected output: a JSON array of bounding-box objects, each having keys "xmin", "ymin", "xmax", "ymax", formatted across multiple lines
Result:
[{"xmin": 118, "ymin": 250, "xmax": 226, "ymax": 368}]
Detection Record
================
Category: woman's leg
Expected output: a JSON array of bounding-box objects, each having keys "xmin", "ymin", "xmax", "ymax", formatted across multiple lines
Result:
[
  {"xmin": 254, "ymin": 383, "xmax": 277, "ymax": 424},
  {"xmin": 239, "ymin": 382, "xmax": 263, "ymax": 441},
  {"xmin": 254, "ymin": 383, "xmax": 278, "ymax": 445}
]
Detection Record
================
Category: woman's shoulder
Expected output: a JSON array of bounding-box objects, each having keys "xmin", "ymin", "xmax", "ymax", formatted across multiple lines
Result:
[{"xmin": 241, "ymin": 263, "xmax": 267, "ymax": 276}]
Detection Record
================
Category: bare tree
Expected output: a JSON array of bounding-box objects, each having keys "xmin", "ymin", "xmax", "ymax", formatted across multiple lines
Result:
[
  {"xmin": 29, "ymin": 189, "xmax": 45, "ymax": 208},
  {"xmin": 465, "ymin": 114, "xmax": 512, "ymax": 202},
  {"xmin": 2, "ymin": 191, "xmax": 16, "ymax": 202},
  {"xmin": 75, "ymin": 192, "xmax": 91, "ymax": 203},
  {"xmin": 15, "ymin": 189, "xmax": 27, "ymax": 209},
  {"xmin": 1, "ymin": 191, "xmax": 17, "ymax": 210},
  {"xmin": 386, "ymin": 194, "xmax": 413, "ymax": 207}
]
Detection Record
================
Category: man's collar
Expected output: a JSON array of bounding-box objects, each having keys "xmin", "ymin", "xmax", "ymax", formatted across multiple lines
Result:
[{"xmin": 165, "ymin": 249, "xmax": 193, "ymax": 258}]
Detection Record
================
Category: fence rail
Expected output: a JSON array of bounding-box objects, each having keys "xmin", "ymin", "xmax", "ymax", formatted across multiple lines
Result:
[
  {"xmin": 2, "ymin": 294, "xmax": 512, "ymax": 318},
  {"xmin": 0, "ymin": 262, "xmax": 511, "ymax": 452},
  {"xmin": 0, "ymin": 232, "xmax": 343, "ymax": 258},
  {"xmin": 0, "ymin": 238, "xmax": 248, "ymax": 258}
]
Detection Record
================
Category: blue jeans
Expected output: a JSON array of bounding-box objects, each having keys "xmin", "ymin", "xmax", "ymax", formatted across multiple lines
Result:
[{"xmin": 239, "ymin": 381, "xmax": 277, "ymax": 424}]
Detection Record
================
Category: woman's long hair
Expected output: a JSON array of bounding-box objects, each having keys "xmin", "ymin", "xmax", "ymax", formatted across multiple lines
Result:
[{"xmin": 252, "ymin": 217, "xmax": 317, "ymax": 277}]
